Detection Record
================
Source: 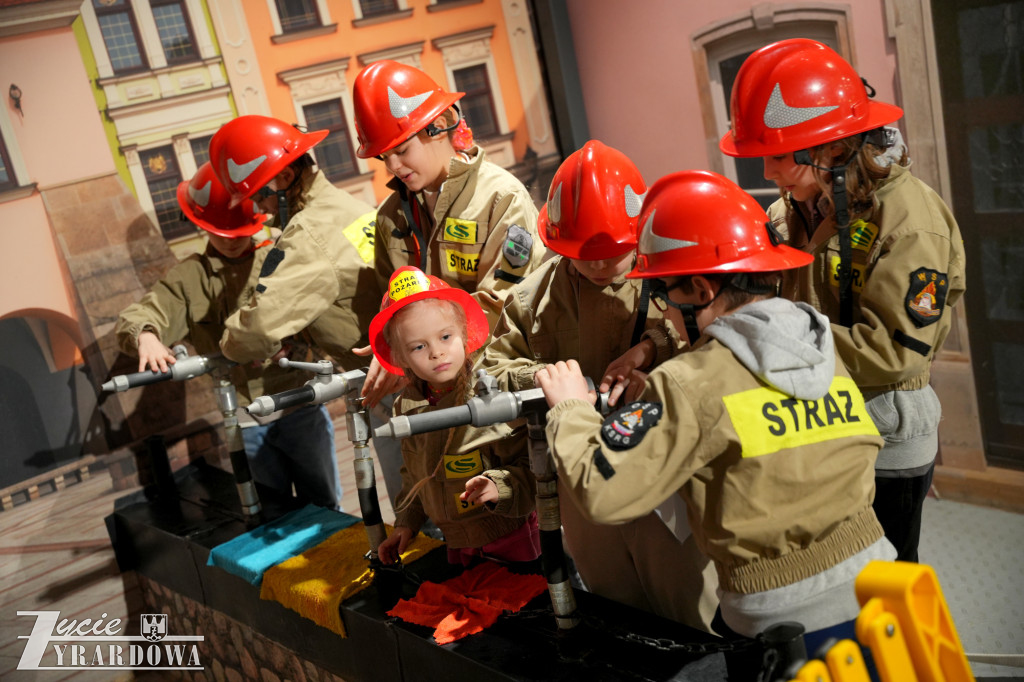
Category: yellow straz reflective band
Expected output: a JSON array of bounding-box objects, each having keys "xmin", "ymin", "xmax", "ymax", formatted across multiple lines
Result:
[
  {"xmin": 443, "ymin": 217, "xmax": 478, "ymax": 244},
  {"xmin": 454, "ymin": 493, "xmax": 480, "ymax": 514},
  {"xmin": 342, "ymin": 211, "xmax": 377, "ymax": 264},
  {"xmin": 444, "ymin": 450, "xmax": 483, "ymax": 478},
  {"xmin": 829, "ymin": 256, "xmax": 866, "ymax": 292},
  {"xmin": 722, "ymin": 376, "xmax": 879, "ymax": 458},
  {"xmin": 445, "ymin": 249, "xmax": 480, "ymax": 276}
]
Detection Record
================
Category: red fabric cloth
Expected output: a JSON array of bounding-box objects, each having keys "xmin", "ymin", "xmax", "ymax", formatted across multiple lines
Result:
[
  {"xmin": 387, "ymin": 561, "xmax": 548, "ymax": 644},
  {"xmin": 447, "ymin": 511, "xmax": 540, "ymax": 567}
]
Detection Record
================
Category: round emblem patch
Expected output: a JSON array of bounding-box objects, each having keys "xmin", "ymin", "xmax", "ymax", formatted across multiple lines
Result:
[{"xmin": 600, "ymin": 401, "xmax": 663, "ymax": 451}]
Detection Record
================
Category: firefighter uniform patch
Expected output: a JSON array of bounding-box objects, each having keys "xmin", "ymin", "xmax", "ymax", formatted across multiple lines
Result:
[
  {"xmin": 503, "ymin": 224, "xmax": 533, "ymax": 269},
  {"xmin": 601, "ymin": 401, "xmax": 662, "ymax": 451},
  {"xmin": 259, "ymin": 247, "xmax": 285, "ymax": 278},
  {"xmin": 905, "ymin": 267, "xmax": 948, "ymax": 327}
]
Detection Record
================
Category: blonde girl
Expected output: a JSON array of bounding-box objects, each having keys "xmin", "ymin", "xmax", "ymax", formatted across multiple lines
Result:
[{"xmin": 370, "ymin": 267, "xmax": 539, "ymax": 567}]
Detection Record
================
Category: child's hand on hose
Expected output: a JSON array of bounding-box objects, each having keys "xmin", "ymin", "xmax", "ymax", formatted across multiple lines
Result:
[
  {"xmin": 461, "ymin": 475, "xmax": 498, "ymax": 506},
  {"xmin": 377, "ymin": 526, "xmax": 413, "ymax": 565}
]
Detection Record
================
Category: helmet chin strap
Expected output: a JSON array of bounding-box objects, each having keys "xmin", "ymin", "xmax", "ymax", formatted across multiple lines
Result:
[
  {"xmin": 677, "ymin": 303, "xmax": 706, "ymax": 346},
  {"xmin": 793, "ymin": 136, "xmax": 868, "ymax": 328},
  {"xmin": 270, "ymin": 164, "xmax": 309, "ymax": 229}
]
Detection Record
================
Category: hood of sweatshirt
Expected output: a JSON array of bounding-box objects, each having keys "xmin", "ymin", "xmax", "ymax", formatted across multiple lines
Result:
[{"xmin": 703, "ymin": 298, "xmax": 835, "ymax": 400}]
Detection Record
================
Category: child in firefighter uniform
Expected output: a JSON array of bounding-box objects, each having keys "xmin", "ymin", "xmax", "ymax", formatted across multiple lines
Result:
[
  {"xmin": 535, "ymin": 171, "xmax": 895, "ymax": 674},
  {"xmin": 351, "ymin": 60, "xmax": 546, "ymax": 511},
  {"xmin": 209, "ymin": 115, "xmax": 381, "ymax": 372},
  {"xmin": 719, "ymin": 39, "xmax": 966, "ymax": 562},
  {"xmin": 479, "ymin": 141, "xmax": 717, "ymax": 632},
  {"xmin": 115, "ymin": 163, "xmax": 341, "ymax": 508},
  {"xmin": 352, "ymin": 60, "xmax": 545, "ymax": 325},
  {"xmin": 370, "ymin": 267, "xmax": 539, "ymax": 567}
]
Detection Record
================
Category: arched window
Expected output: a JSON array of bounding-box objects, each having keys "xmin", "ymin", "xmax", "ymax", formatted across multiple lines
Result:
[{"xmin": 693, "ymin": 6, "xmax": 853, "ymax": 208}]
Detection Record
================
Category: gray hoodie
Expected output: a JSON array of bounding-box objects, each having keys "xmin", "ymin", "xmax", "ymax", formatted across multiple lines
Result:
[{"xmin": 703, "ymin": 297, "xmax": 835, "ymax": 400}]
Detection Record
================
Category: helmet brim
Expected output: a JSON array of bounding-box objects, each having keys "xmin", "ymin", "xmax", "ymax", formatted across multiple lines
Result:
[
  {"xmin": 356, "ymin": 92, "xmax": 464, "ymax": 159},
  {"xmin": 719, "ymin": 100, "xmax": 905, "ymax": 158},
  {"xmin": 628, "ymin": 244, "xmax": 813, "ymax": 279},
  {"xmin": 227, "ymin": 128, "xmax": 330, "ymax": 207},
  {"xmin": 177, "ymin": 180, "xmax": 268, "ymax": 238},
  {"xmin": 537, "ymin": 205, "xmax": 637, "ymax": 261}
]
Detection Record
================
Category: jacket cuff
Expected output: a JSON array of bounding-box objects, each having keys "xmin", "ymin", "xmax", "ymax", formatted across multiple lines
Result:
[
  {"xmin": 484, "ymin": 469, "xmax": 514, "ymax": 514},
  {"xmin": 641, "ymin": 327, "xmax": 674, "ymax": 366},
  {"xmin": 547, "ymin": 398, "xmax": 595, "ymax": 422},
  {"xmin": 118, "ymin": 323, "xmax": 156, "ymax": 354},
  {"xmin": 514, "ymin": 363, "xmax": 545, "ymax": 390}
]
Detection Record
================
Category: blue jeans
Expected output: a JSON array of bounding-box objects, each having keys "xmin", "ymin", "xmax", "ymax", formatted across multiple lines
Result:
[{"xmin": 242, "ymin": 404, "xmax": 340, "ymax": 509}]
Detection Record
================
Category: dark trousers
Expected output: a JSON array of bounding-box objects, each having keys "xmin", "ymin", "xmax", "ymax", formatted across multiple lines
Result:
[{"xmin": 872, "ymin": 462, "xmax": 935, "ymax": 563}]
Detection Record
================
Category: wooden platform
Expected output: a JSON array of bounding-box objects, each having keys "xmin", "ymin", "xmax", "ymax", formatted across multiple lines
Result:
[{"xmin": 0, "ymin": 417, "xmax": 395, "ymax": 681}]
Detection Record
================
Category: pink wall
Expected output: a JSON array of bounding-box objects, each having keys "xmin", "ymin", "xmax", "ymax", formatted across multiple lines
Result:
[
  {"xmin": 0, "ymin": 28, "xmax": 114, "ymax": 186},
  {"xmin": 565, "ymin": 0, "xmax": 898, "ymax": 184},
  {"xmin": 0, "ymin": 195, "xmax": 78, "ymax": 332},
  {"xmin": 0, "ymin": 27, "xmax": 115, "ymax": 338}
]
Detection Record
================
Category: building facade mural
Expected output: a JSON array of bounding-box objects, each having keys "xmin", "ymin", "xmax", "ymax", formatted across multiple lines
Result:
[{"xmin": 1, "ymin": 0, "xmax": 1019, "ymax": 510}]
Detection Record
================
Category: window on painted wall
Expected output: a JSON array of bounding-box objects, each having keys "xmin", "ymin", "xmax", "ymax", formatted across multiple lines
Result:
[
  {"xmin": 276, "ymin": 0, "xmax": 321, "ymax": 32},
  {"xmin": 303, "ymin": 101, "xmax": 358, "ymax": 181},
  {"xmin": 151, "ymin": 0, "xmax": 198, "ymax": 64},
  {"xmin": 360, "ymin": 0, "xmax": 398, "ymax": 18},
  {"xmin": 707, "ymin": 23, "xmax": 841, "ymax": 209},
  {"xmin": 190, "ymin": 135, "xmax": 213, "ymax": 168},
  {"xmin": 0, "ymin": 130, "xmax": 16, "ymax": 192},
  {"xmin": 93, "ymin": 0, "xmax": 147, "ymax": 74},
  {"xmin": 453, "ymin": 64, "xmax": 498, "ymax": 139},
  {"xmin": 141, "ymin": 146, "xmax": 189, "ymax": 240},
  {"xmin": 717, "ymin": 49, "xmax": 779, "ymax": 209}
]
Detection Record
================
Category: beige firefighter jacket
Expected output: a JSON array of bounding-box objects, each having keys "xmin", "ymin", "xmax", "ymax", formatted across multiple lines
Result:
[
  {"xmin": 392, "ymin": 381, "xmax": 536, "ymax": 549},
  {"xmin": 374, "ymin": 146, "xmax": 544, "ymax": 327},
  {"xmin": 221, "ymin": 171, "xmax": 380, "ymax": 369},
  {"xmin": 768, "ymin": 164, "xmax": 966, "ymax": 393},
  {"xmin": 544, "ymin": 337, "xmax": 885, "ymax": 594},
  {"xmin": 480, "ymin": 257, "xmax": 679, "ymax": 390},
  {"xmin": 115, "ymin": 241, "xmax": 307, "ymax": 408}
]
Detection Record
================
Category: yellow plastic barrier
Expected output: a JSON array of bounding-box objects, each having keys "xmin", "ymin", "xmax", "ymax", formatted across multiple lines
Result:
[
  {"xmin": 787, "ymin": 561, "xmax": 975, "ymax": 682},
  {"xmin": 823, "ymin": 639, "xmax": 873, "ymax": 682}
]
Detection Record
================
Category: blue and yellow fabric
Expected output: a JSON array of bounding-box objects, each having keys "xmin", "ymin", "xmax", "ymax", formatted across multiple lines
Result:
[{"xmin": 206, "ymin": 506, "xmax": 443, "ymax": 636}]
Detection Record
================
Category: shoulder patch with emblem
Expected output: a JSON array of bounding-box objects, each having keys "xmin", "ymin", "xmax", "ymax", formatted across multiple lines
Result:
[
  {"xmin": 601, "ymin": 401, "xmax": 663, "ymax": 451},
  {"xmin": 905, "ymin": 267, "xmax": 948, "ymax": 327},
  {"xmin": 503, "ymin": 224, "xmax": 533, "ymax": 269}
]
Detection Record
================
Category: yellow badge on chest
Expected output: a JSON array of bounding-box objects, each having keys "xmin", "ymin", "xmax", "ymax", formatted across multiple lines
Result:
[
  {"xmin": 342, "ymin": 211, "xmax": 377, "ymax": 264},
  {"xmin": 443, "ymin": 217, "xmax": 478, "ymax": 244},
  {"xmin": 445, "ymin": 249, "xmax": 480, "ymax": 276},
  {"xmin": 444, "ymin": 449, "xmax": 483, "ymax": 478},
  {"xmin": 849, "ymin": 219, "xmax": 879, "ymax": 253},
  {"xmin": 829, "ymin": 256, "xmax": 866, "ymax": 292},
  {"xmin": 722, "ymin": 376, "xmax": 879, "ymax": 458},
  {"xmin": 454, "ymin": 493, "xmax": 480, "ymax": 514}
]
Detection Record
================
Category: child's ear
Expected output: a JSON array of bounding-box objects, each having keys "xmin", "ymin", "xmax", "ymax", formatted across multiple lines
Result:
[{"xmin": 693, "ymin": 275, "xmax": 715, "ymax": 304}]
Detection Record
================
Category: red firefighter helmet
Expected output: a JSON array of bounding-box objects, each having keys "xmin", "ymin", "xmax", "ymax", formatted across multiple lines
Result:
[
  {"xmin": 719, "ymin": 38, "xmax": 904, "ymax": 158},
  {"xmin": 628, "ymin": 170, "xmax": 813, "ymax": 279},
  {"xmin": 369, "ymin": 266, "xmax": 489, "ymax": 376},
  {"xmin": 353, "ymin": 60, "xmax": 464, "ymax": 159},
  {"xmin": 177, "ymin": 162, "xmax": 267, "ymax": 238},
  {"xmin": 208, "ymin": 115, "xmax": 328, "ymax": 207},
  {"xmin": 538, "ymin": 140, "xmax": 646, "ymax": 260}
]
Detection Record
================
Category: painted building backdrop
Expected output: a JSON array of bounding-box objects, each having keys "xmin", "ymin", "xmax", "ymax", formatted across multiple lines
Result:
[{"xmin": 1, "ymin": 0, "xmax": 1021, "ymax": 511}]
